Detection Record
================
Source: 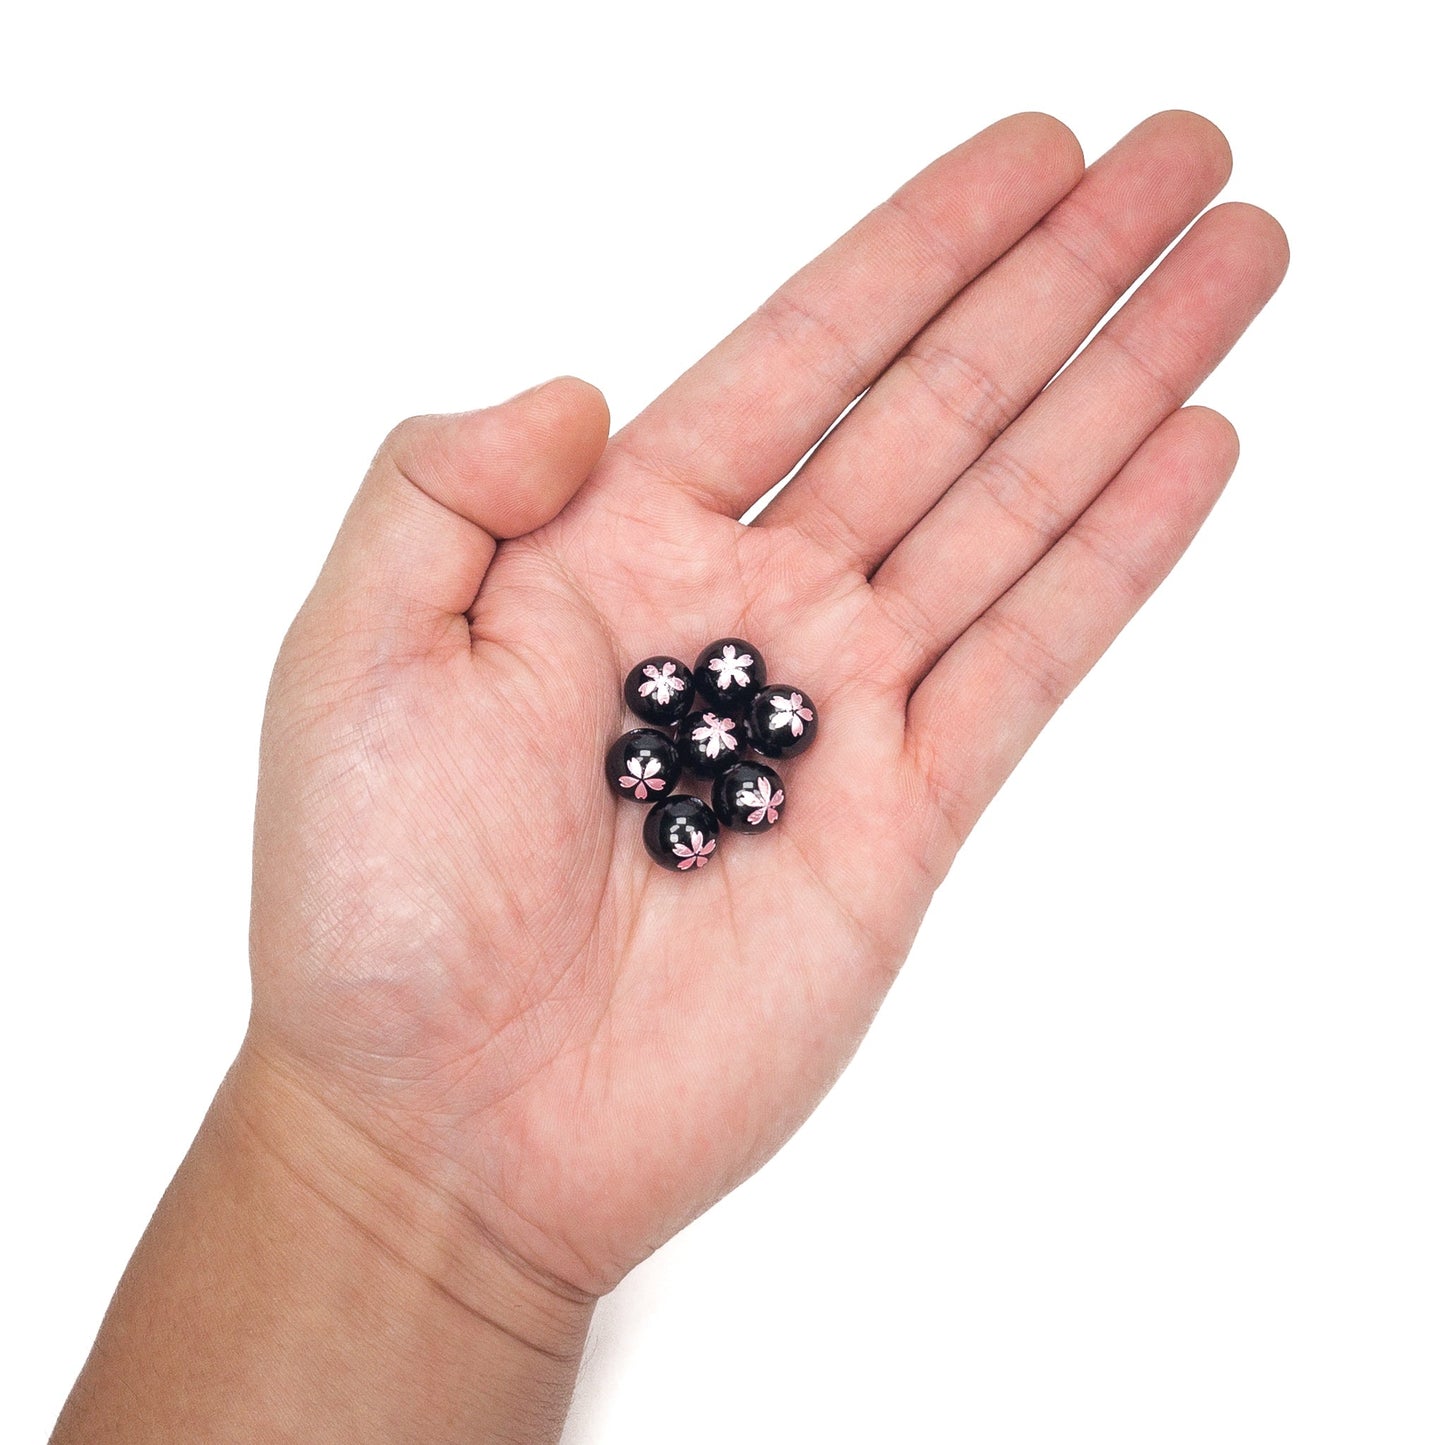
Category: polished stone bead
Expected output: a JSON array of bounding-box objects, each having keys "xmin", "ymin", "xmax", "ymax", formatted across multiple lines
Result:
[
  {"xmin": 677, "ymin": 708, "xmax": 747, "ymax": 778},
  {"xmin": 624, "ymin": 655, "xmax": 695, "ymax": 726},
  {"xmin": 712, "ymin": 760, "xmax": 786, "ymax": 833},
  {"xmin": 643, "ymin": 794, "xmax": 720, "ymax": 872},
  {"xmin": 693, "ymin": 637, "xmax": 766, "ymax": 710},
  {"xmin": 606, "ymin": 728, "xmax": 681, "ymax": 803},
  {"xmin": 747, "ymin": 684, "xmax": 818, "ymax": 758}
]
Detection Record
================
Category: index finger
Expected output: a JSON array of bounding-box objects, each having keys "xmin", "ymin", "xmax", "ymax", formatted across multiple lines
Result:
[{"xmin": 610, "ymin": 113, "xmax": 1084, "ymax": 518}]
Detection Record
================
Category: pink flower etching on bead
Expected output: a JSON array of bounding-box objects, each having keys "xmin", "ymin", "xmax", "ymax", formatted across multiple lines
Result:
[
  {"xmin": 708, "ymin": 644, "xmax": 754, "ymax": 692},
  {"xmin": 638, "ymin": 662, "xmax": 686, "ymax": 705},
  {"xmin": 618, "ymin": 756, "xmax": 667, "ymax": 801},
  {"xmin": 673, "ymin": 828, "xmax": 716, "ymax": 870},
  {"xmin": 691, "ymin": 712, "xmax": 738, "ymax": 759},
  {"xmin": 737, "ymin": 775, "xmax": 783, "ymax": 826},
  {"xmin": 768, "ymin": 691, "xmax": 814, "ymax": 738}
]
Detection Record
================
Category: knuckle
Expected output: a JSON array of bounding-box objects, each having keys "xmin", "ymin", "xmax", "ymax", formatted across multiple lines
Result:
[
  {"xmin": 381, "ymin": 413, "xmax": 429, "ymax": 455},
  {"xmin": 1098, "ymin": 326, "xmax": 1190, "ymax": 410},
  {"xmin": 1068, "ymin": 518, "xmax": 1156, "ymax": 600},
  {"xmin": 899, "ymin": 342, "xmax": 1017, "ymax": 442},
  {"xmin": 975, "ymin": 605, "xmax": 1074, "ymax": 709},
  {"xmin": 969, "ymin": 446, "xmax": 1073, "ymax": 546},
  {"xmin": 1036, "ymin": 194, "xmax": 1134, "ymax": 300},
  {"xmin": 754, "ymin": 288, "xmax": 868, "ymax": 396},
  {"xmin": 374, "ymin": 413, "xmax": 433, "ymax": 479},
  {"xmin": 879, "ymin": 190, "xmax": 974, "ymax": 283},
  {"xmin": 374, "ymin": 413, "xmax": 456, "ymax": 500}
]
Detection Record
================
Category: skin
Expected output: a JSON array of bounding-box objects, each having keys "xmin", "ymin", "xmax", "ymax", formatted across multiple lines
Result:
[{"xmin": 54, "ymin": 111, "xmax": 1287, "ymax": 1442}]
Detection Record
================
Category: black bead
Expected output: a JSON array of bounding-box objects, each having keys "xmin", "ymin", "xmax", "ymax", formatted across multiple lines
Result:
[
  {"xmin": 747, "ymin": 684, "xmax": 818, "ymax": 758},
  {"xmin": 693, "ymin": 637, "xmax": 766, "ymax": 710},
  {"xmin": 712, "ymin": 761, "xmax": 786, "ymax": 833},
  {"xmin": 643, "ymin": 795, "xmax": 720, "ymax": 873},
  {"xmin": 624, "ymin": 655, "xmax": 695, "ymax": 726},
  {"xmin": 677, "ymin": 708, "xmax": 747, "ymax": 778},
  {"xmin": 606, "ymin": 728, "xmax": 681, "ymax": 804}
]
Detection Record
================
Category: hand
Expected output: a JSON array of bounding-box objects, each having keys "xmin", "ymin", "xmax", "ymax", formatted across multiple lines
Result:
[{"xmin": 247, "ymin": 112, "xmax": 1284, "ymax": 1316}]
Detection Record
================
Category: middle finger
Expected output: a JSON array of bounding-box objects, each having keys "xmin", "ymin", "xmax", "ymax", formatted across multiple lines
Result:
[{"xmin": 754, "ymin": 110, "xmax": 1232, "ymax": 571}]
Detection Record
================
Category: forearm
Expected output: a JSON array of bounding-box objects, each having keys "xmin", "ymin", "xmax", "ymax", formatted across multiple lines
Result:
[{"xmin": 52, "ymin": 1047, "xmax": 594, "ymax": 1444}]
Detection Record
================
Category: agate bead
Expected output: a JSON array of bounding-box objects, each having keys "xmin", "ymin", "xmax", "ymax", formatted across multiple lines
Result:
[
  {"xmin": 693, "ymin": 637, "xmax": 766, "ymax": 711},
  {"xmin": 624, "ymin": 655, "xmax": 694, "ymax": 726},
  {"xmin": 712, "ymin": 760, "xmax": 786, "ymax": 832},
  {"xmin": 606, "ymin": 728, "xmax": 681, "ymax": 803},
  {"xmin": 747, "ymin": 684, "xmax": 818, "ymax": 758},
  {"xmin": 677, "ymin": 708, "xmax": 747, "ymax": 778},
  {"xmin": 643, "ymin": 795, "xmax": 720, "ymax": 873}
]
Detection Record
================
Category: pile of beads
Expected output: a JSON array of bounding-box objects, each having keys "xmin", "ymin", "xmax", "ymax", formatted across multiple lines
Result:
[{"xmin": 605, "ymin": 637, "xmax": 818, "ymax": 873}]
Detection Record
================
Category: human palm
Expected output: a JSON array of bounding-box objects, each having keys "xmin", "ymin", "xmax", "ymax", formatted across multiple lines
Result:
[{"xmin": 247, "ymin": 112, "xmax": 1286, "ymax": 1301}]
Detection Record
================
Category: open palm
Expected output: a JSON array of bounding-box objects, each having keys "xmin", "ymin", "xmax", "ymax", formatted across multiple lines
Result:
[{"xmin": 247, "ymin": 112, "xmax": 1286, "ymax": 1303}]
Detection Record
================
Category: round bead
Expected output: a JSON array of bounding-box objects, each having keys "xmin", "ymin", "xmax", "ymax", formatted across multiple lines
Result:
[
  {"xmin": 747, "ymin": 684, "xmax": 819, "ymax": 758},
  {"xmin": 643, "ymin": 795, "xmax": 720, "ymax": 873},
  {"xmin": 677, "ymin": 708, "xmax": 747, "ymax": 778},
  {"xmin": 606, "ymin": 728, "xmax": 681, "ymax": 804},
  {"xmin": 624, "ymin": 655, "xmax": 695, "ymax": 726},
  {"xmin": 693, "ymin": 637, "xmax": 766, "ymax": 710},
  {"xmin": 712, "ymin": 761, "xmax": 786, "ymax": 833}
]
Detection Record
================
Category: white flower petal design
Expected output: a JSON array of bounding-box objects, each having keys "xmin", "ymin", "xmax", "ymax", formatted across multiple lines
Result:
[
  {"xmin": 708, "ymin": 644, "xmax": 754, "ymax": 692},
  {"xmin": 768, "ymin": 692, "xmax": 815, "ymax": 738},
  {"xmin": 619, "ymin": 754, "xmax": 665, "ymax": 800},
  {"xmin": 672, "ymin": 827, "xmax": 716, "ymax": 870},
  {"xmin": 737, "ymin": 775, "xmax": 783, "ymax": 826},
  {"xmin": 638, "ymin": 661, "xmax": 686, "ymax": 705},
  {"xmin": 690, "ymin": 712, "xmax": 738, "ymax": 759}
]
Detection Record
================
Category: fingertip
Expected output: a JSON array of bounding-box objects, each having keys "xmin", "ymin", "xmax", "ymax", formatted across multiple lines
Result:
[
  {"xmin": 484, "ymin": 377, "xmax": 609, "ymax": 537},
  {"xmin": 527, "ymin": 374, "xmax": 612, "ymax": 456},
  {"xmin": 1211, "ymin": 201, "xmax": 1291, "ymax": 281},
  {"xmin": 1136, "ymin": 109, "xmax": 1234, "ymax": 188},
  {"xmin": 1138, "ymin": 408, "xmax": 1241, "ymax": 525},
  {"xmin": 1182, "ymin": 202, "xmax": 1292, "ymax": 311},
  {"xmin": 995, "ymin": 110, "xmax": 1086, "ymax": 183},
  {"xmin": 375, "ymin": 376, "xmax": 611, "ymax": 542},
  {"xmin": 1177, "ymin": 404, "xmax": 1241, "ymax": 469}
]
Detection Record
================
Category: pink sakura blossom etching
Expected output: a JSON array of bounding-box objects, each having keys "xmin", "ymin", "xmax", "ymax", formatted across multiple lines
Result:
[
  {"xmin": 691, "ymin": 712, "xmax": 738, "ymax": 759},
  {"xmin": 768, "ymin": 691, "xmax": 814, "ymax": 738},
  {"xmin": 638, "ymin": 662, "xmax": 686, "ymax": 706},
  {"xmin": 708, "ymin": 645, "xmax": 754, "ymax": 691},
  {"xmin": 673, "ymin": 828, "xmax": 715, "ymax": 870},
  {"xmin": 618, "ymin": 755, "xmax": 667, "ymax": 801},
  {"xmin": 737, "ymin": 775, "xmax": 783, "ymax": 826}
]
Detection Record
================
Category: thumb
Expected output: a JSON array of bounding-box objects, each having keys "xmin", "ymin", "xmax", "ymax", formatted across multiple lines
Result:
[{"xmin": 307, "ymin": 376, "xmax": 610, "ymax": 652}]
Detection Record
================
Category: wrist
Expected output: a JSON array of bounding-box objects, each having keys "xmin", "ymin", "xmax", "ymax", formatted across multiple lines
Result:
[
  {"xmin": 55, "ymin": 1040, "xmax": 594, "ymax": 1444},
  {"xmin": 225, "ymin": 1038, "xmax": 597, "ymax": 1365}
]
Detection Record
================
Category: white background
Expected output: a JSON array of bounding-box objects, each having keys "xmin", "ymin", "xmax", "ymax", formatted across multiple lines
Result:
[{"xmin": 5, "ymin": 2, "xmax": 1440, "ymax": 1440}]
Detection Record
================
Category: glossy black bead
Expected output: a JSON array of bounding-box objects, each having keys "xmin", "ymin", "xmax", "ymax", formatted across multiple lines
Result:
[
  {"xmin": 677, "ymin": 708, "xmax": 747, "ymax": 778},
  {"xmin": 712, "ymin": 761, "xmax": 786, "ymax": 833},
  {"xmin": 747, "ymin": 684, "xmax": 818, "ymax": 758},
  {"xmin": 624, "ymin": 655, "xmax": 695, "ymax": 726},
  {"xmin": 642, "ymin": 794, "xmax": 720, "ymax": 873},
  {"xmin": 606, "ymin": 728, "xmax": 681, "ymax": 804},
  {"xmin": 693, "ymin": 636, "xmax": 766, "ymax": 710}
]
